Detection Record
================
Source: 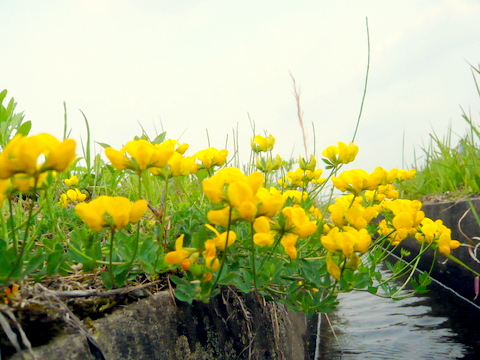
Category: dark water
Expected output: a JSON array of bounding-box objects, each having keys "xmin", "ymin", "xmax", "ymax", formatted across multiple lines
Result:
[{"xmin": 316, "ymin": 271, "xmax": 480, "ymax": 359}]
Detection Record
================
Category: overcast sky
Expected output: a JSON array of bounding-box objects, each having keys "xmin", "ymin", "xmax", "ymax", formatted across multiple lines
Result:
[{"xmin": 1, "ymin": 0, "xmax": 480, "ymax": 172}]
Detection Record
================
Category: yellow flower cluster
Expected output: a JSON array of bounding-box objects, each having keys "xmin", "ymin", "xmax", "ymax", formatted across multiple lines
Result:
[
  {"xmin": 74, "ymin": 196, "xmax": 148, "ymax": 231},
  {"xmin": 194, "ymin": 147, "xmax": 228, "ymax": 171},
  {"xmin": 201, "ymin": 166, "xmax": 318, "ymax": 259},
  {"xmin": 328, "ymin": 195, "xmax": 377, "ymax": 230},
  {"xmin": 279, "ymin": 155, "xmax": 326, "ymax": 188},
  {"xmin": 64, "ymin": 175, "xmax": 79, "ymax": 187},
  {"xmin": 106, "ymin": 139, "xmax": 228, "ymax": 178},
  {"xmin": 251, "ymin": 134, "xmax": 275, "ymax": 153},
  {"xmin": 58, "ymin": 189, "xmax": 87, "ymax": 207},
  {"xmin": 378, "ymin": 199, "xmax": 460, "ymax": 254},
  {"xmin": 322, "ymin": 141, "xmax": 359, "ymax": 166},
  {"xmin": 105, "ymin": 139, "xmax": 175, "ymax": 173},
  {"xmin": 164, "ymin": 234, "xmax": 221, "ymax": 283},
  {"xmin": 0, "ymin": 134, "xmax": 76, "ymax": 204},
  {"xmin": 415, "ymin": 218, "xmax": 460, "ymax": 255},
  {"xmin": 160, "ymin": 133, "xmax": 461, "ymax": 289}
]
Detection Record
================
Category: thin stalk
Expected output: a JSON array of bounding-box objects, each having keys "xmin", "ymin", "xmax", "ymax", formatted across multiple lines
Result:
[
  {"xmin": 0, "ymin": 206, "xmax": 8, "ymax": 244},
  {"xmin": 55, "ymin": 221, "xmax": 126, "ymax": 265},
  {"xmin": 249, "ymin": 222, "xmax": 257, "ymax": 290},
  {"xmin": 6, "ymin": 180, "xmax": 39, "ymax": 282},
  {"xmin": 125, "ymin": 173, "xmax": 143, "ymax": 270},
  {"xmin": 351, "ymin": 17, "xmax": 370, "ymax": 143},
  {"xmin": 443, "ymin": 252, "xmax": 480, "ymax": 277},
  {"xmin": 154, "ymin": 178, "xmax": 170, "ymax": 273},
  {"xmin": 390, "ymin": 253, "xmax": 422, "ymax": 299},
  {"xmin": 210, "ymin": 206, "xmax": 234, "ymax": 291},
  {"xmin": 109, "ymin": 227, "xmax": 116, "ymax": 286},
  {"xmin": 257, "ymin": 232, "xmax": 284, "ymax": 277},
  {"xmin": 7, "ymin": 199, "xmax": 18, "ymax": 252}
]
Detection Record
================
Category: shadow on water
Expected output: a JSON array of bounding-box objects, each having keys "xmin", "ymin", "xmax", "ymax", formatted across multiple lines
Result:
[{"xmin": 315, "ymin": 265, "xmax": 480, "ymax": 360}]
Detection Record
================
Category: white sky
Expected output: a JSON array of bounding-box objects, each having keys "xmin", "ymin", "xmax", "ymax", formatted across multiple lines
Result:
[{"xmin": 1, "ymin": 0, "xmax": 480, "ymax": 172}]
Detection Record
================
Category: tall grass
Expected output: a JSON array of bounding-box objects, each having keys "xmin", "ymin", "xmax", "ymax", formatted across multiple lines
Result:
[{"xmin": 399, "ymin": 64, "xmax": 480, "ymax": 200}]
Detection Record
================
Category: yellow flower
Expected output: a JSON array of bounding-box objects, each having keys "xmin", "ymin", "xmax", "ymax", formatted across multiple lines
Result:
[
  {"xmin": 165, "ymin": 235, "xmax": 193, "ymax": 265},
  {"xmin": 203, "ymin": 168, "xmax": 264, "ymax": 221},
  {"xmin": 0, "ymin": 134, "xmax": 76, "ymax": 178},
  {"xmin": 282, "ymin": 206, "xmax": 317, "ymax": 238},
  {"xmin": 64, "ymin": 175, "xmax": 79, "ymax": 187},
  {"xmin": 204, "ymin": 239, "xmax": 220, "ymax": 271},
  {"xmin": 202, "ymin": 167, "xmax": 247, "ymax": 204},
  {"xmin": 66, "ymin": 188, "xmax": 87, "ymax": 202},
  {"xmin": 205, "ymin": 224, "xmax": 236, "ymax": 250},
  {"xmin": 251, "ymin": 134, "xmax": 276, "ymax": 152},
  {"xmin": 105, "ymin": 139, "xmax": 175, "ymax": 173},
  {"xmin": 415, "ymin": 218, "xmax": 461, "ymax": 255},
  {"xmin": 42, "ymin": 138, "xmax": 77, "ymax": 172},
  {"xmin": 332, "ymin": 168, "xmax": 386, "ymax": 195},
  {"xmin": 228, "ymin": 181, "xmax": 258, "ymax": 221},
  {"xmin": 437, "ymin": 232, "xmax": 460, "ymax": 255},
  {"xmin": 207, "ymin": 206, "xmax": 234, "ymax": 227},
  {"xmin": 167, "ymin": 152, "xmax": 196, "ymax": 177},
  {"xmin": 195, "ymin": 147, "xmax": 228, "ymax": 170},
  {"xmin": 162, "ymin": 139, "xmax": 189, "ymax": 155},
  {"xmin": 280, "ymin": 233, "xmax": 298, "ymax": 259},
  {"xmin": 255, "ymin": 187, "xmax": 285, "ymax": 218},
  {"xmin": 326, "ymin": 253, "xmax": 341, "ymax": 281},
  {"xmin": 392, "ymin": 212, "xmax": 414, "ymax": 242},
  {"xmin": 321, "ymin": 226, "xmax": 371, "ymax": 258},
  {"xmin": 328, "ymin": 195, "xmax": 377, "ymax": 229},
  {"xmin": 74, "ymin": 196, "xmax": 148, "ymax": 231},
  {"xmin": 58, "ymin": 193, "xmax": 69, "ymax": 207},
  {"xmin": 322, "ymin": 142, "xmax": 359, "ymax": 165},
  {"xmin": 280, "ymin": 167, "xmax": 324, "ymax": 188},
  {"xmin": 12, "ymin": 171, "xmax": 50, "ymax": 193},
  {"xmin": 253, "ymin": 216, "xmax": 275, "ymax": 246}
]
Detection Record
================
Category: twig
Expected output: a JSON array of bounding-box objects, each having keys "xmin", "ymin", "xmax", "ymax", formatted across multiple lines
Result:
[
  {"xmin": 34, "ymin": 283, "xmax": 106, "ymax": 360},
  {"xmin": 0, "ymin": 310, "xmax": 25, "ymax": 360},
  {"xmin": 324, "ymin": 313, "xmax": 343, "ymax": 355},
  {"xmin": 50, "ymin": 280, "xmax": 164, "ymax": 298}
]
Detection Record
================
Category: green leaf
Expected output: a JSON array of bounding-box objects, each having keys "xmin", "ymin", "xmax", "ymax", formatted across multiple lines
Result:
[
  {"xmin": 218, "ymin": 271, "xmax": 235, "ymax": 285},
  {"xmin": 152, "ymin": 132, "xmax": 167, "ymax": 144},
  {"xmin": 354, "ymin": 272, "xmax": 372, "ymax": 289},
  {"xmin": 16, "ymin": 120, "xmax": 31, "ymax": 136},
  {"xmin": 22, "ymin": 251, "xmax": 47, "ymax": 277},
  {"xmin": 96, "ymin": 142, "xmax": 111, "ymax": 149},
  {"xmin": 174, "ymin": 289, "xmax": 193, "ymax": 304}
]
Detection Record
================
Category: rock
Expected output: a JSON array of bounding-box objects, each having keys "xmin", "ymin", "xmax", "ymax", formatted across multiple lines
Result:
[{"xmin": 9, "ymin": 289, "xmax": 317, "ymax": 360}]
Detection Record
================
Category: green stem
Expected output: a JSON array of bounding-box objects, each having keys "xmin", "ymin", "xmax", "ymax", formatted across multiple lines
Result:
[
  {"xmin": 6, "ymin": 180, "xmax": 39, "ymax": 282},
  {"xmin": 109, "ymin": 227, "xmax": 116, "ymax": 287},
  {"xmin": 443, "ymin": 252, "xmax": 480, "ymax": 277},
  {"xmin": 257, "ymin": 232, "xmax": 284, "ymax": 277},
  {"xmin": 7, "ymin": 198, "xmax": 17, "ymax": 252},
  {"xmin": 249, "ymin": 222, "xmax": 257, "ymax": 290},
  {"xmin": 391, "ymin": 242, "xmax": 426, "ymax": 298},
  {"xmin": 124, "ymin": 172, "xmax": 144, "ymax": 270},
  {"xmin": 0, "ymin": 205, "xmax": 8, "ymax": 246},
  {"xmin": 211, "ymin": 206, "xmax": 233, "ymax": 291},
  {"xmin": 55, "ymin": 221, "xmax": 126, "ymax": 265},
  {"xmin": 154, "ymin": 178, "xmax": 170, "ymax": 273}
]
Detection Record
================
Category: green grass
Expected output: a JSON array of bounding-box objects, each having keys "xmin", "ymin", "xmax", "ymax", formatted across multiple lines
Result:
[{"xmin": 399, "ymin": 63, "xmax": 480, "ymax": 200}]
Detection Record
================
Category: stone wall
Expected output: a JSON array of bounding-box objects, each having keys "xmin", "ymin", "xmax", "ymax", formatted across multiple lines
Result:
[{"xmin": 10, "ymin": 289, "xmax": 317, "ymax": 360}]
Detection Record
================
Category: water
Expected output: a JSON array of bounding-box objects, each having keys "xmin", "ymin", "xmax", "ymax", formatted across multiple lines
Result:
[{"xmin": 316, "ymin": 271, "xmax": 480, "ymax": 359}]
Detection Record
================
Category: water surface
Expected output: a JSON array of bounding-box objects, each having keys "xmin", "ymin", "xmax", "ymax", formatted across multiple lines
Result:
[{"xmin": 317, "ymin": 273, "xmax": 480, "ymax": 359}]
